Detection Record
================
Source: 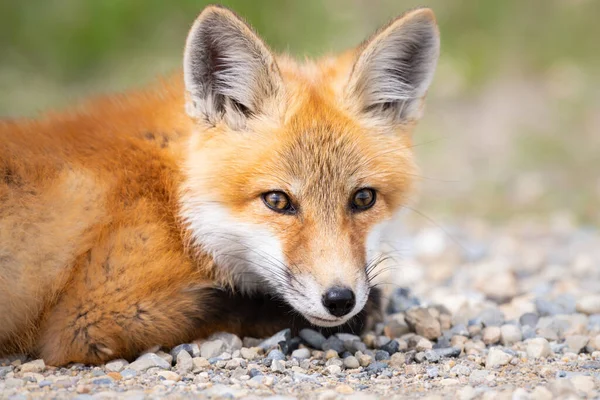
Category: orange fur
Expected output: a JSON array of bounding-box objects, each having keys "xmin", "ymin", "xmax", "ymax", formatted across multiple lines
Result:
[{"xmin": 0, "ymin": 5, "xmax": 438, "ymax": 365}]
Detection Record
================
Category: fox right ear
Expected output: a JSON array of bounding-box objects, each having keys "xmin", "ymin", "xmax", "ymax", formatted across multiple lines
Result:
[
  {"xmin": 345, "ymin": 8, "xmax": 440, "ymax": 127},
  {"xmin": 183, "ymin": 5, "xmax": 283, "ymax": 129}
]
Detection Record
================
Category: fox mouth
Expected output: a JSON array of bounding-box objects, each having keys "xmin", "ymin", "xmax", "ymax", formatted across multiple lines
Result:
[{"xmin": 303, "ymin": 313, "xmax": 347, "ymax": 327}]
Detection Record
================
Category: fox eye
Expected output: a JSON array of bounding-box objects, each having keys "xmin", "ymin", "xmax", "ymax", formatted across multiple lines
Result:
[
  {"xmin": 262, "ymin": 191, "xmax": 295, "ymax": 214},
  {"xmin": 351, "ymin": 188, "xmax": 376, "ymax": 211}
]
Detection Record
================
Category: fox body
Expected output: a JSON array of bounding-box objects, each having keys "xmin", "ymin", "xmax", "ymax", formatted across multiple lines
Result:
[{"xmin": 0, "ymin": 6, "xmax": 439, "ymax": 365}]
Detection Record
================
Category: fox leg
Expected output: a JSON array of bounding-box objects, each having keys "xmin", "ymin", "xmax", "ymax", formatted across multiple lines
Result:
[{"xmin": 35, "ymin": 227, "xmax": 213, "ymax": 366}]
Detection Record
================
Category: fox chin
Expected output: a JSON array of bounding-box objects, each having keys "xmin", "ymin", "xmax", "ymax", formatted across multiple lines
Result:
[{"xmin": 0, "ymin": 5, "xmax": 439, "ymax": 365}]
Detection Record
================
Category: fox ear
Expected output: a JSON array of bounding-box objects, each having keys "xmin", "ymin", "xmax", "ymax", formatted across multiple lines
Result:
[
  {"xmin": 345, "ymin": 8, "xmax": 440, "ymax": 126},
  {"xmin": 183, "ymin": 5, "xmax": 283, "ymax": 129}
]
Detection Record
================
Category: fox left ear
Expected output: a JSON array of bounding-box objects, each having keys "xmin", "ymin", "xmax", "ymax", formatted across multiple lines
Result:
[
  {"xmin": 345, "ymin": 8, "xmax": 440, "ymax": 126},
  {"xmin": 183, "ymin": 5, "xmax": 283, "ymax": 129}
]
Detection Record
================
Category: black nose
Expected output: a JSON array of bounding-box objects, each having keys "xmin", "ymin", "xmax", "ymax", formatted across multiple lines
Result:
[{"xmin": 322, "ymin": 287, "xmax": 356, "ymax": 317}]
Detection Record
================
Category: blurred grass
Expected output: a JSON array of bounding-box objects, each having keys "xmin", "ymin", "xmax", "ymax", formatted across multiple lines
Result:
[{"xmin": 1, "ymin": 0, "xmax": 599, "ymax": 224}]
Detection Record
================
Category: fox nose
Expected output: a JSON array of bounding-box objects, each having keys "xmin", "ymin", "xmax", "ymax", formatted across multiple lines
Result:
[{"xmin": 322, "ymin": 287, "xmax": 356, "ymax": 317}]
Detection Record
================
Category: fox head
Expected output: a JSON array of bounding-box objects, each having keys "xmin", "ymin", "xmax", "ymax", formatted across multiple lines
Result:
[{"xmin": 180, "ymin": 5, "xmax": 439, "ymax": 327}]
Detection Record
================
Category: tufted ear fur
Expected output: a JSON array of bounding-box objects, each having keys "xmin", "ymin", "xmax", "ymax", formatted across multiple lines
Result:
[
  {"xmin": 345, "ymin": 8, "xmax": 440, "ymax": 126},
  {"xmin": 183, "ymin": 5, "xmax": 283, "ymax": 130}
]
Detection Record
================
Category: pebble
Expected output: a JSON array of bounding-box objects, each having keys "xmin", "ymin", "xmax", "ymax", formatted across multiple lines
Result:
[
  {"xmin": 170, "ymin": 343, "xmax": 200, "ymax": 359},
  {"xmin": 389, "ymin": 352, "xmax": 406, "ymax": 367},
  {"xmin": 120, "ymin": 369, "xmax": 137, "ymax": 379},
  {"xmin": 500, "ymin": 324, "xmax": 522, "ymax": 345},
  {"xmin": 209, "ymin": 332, "xmax": 243, "ymax": 352},
  {"xmin": 291, "ymin": 348, "xmax": 310, "ymax": 360},
  {"xmin": 520, "ymin": 312, "xmax": 540, "ymax": 328},
  {"xmin": 416, "ymin": 337, "xmax": 434, "ymax": 351},
  {"xmin": 482, "ymin": 326, "xmax": 501, "ymax": 345},
  {"xmin": 469, "ymin": 370, "xmax": 491, "ymax": 386},
  {"xmin": 157, "ymin": 371, "xmax": 180, "ymax": 382},
  {"xmin": 564, "ymin": 335, "xmax": 589, "ymax": 353},
  {"xmin": 384, "ymin": 313, "xmax": 411, "ymax": 337},
  {"xmin": 343, "ymin": 355, "xmax": 360, "ymax": 369},
  {"xmin": 526, "ymin": 338, "xmax": 553, "ymax": 358},
  {"xmin": 267, "ymin": 349, "xmax": 286, "ymax": 361},
  {"xmin": 321, "ymin": 336, "xmax": 345, "ymax": 354},
  {"xmin": 176, "ymin": 349, "xmax": 193, "ymax": 374},
  {"xmin": 479, "ymin": 308, "xmax": 505, "ymax": 327},
  {"xmin": 325, "ymin": 365, "xmax": 341, "ymax": 375},
  {"xmin": 105, "ymin": 359, "xmax": 128, "ymax": 373},
  {"xmin": 486, "ymin": 347, "xmax": 512, "ymax": 368},
  {"xmin": 258, "ymin": 329, "xmax": 291, "ymax": 350},
  {"xmin": 426, "ymin": 366, "xmax": 439, "ymax": 378},
  {"xmin": 200, "ymin": 339, "xmax": 227, "ymax": 359},
  {"xmin": 577, "ymin": 295, "xmax": 600, "ymax": 315},
  {"xmin": 357, "ymin": 353, "xmax": 373, "ymax": 367},
  {"xmin": 5, "ymin": 378, "xmax": 24, "ymax": 388},
  {"xmin": 424, "ymin": 350, "xmax": 440, "ymax": 363},
  {"xmin": 128, "ymin": 353, "xmax": 170, "ymax": 371},
  {"xmin": 379, "ymin": 339, "xmax": 400, "ymax": 354},
  {"xmin": 405, "ymin": 308, "xmax": 442, "ymax": 340},
  {"xmin": 335, "ymin": 384, "xmax": 354, "ymax": 394},
  {"xmin": 19, "ymin": 359, "xmax": 45, "ymax": 373},
  {"xmin": 298, "ymin": 329, "xmax": 326, "ymax": 350}
]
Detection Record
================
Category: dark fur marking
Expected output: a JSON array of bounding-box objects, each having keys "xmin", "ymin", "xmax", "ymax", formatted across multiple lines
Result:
[
  {"xmin": 1, "ymin": 166, "xmax": 23, "ymax": 187},
  {"xmin": 144, "ymin": 132, "xmax": 156, "ymax": 141}
]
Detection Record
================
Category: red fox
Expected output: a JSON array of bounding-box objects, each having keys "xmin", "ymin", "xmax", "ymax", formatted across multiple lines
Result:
[{"xmin": 0, "ymin": 5, "xmax": 439, "ymax": 365}]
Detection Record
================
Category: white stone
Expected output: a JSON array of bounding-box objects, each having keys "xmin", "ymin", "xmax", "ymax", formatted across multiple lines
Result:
[
  {"xmin": 576, "ymin": 295, "xmax": 600, "ymax": 315},
  {"xmin": 485, "ymin": 347, "xmax": 511, "ymax": 368},
  {"xmin": 526, "ymin": 338, "xmax": 553, "ymax": 359},
  {"xmin": 500, "ymin": 324, "xmax": 522, "ymax": 346},
  {"xmin": 105, "ymin": 359, "xmax": 128, "ymax": 373},
  {"xmin": 20, "ymin": 359, "xmax": 45, "ymax": 373}
]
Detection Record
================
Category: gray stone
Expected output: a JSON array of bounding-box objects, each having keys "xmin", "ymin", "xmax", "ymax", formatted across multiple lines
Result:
[
  {"xmin": 120, "ymin": 369, "xmax": 137, "ymax": 379},
  {"xmin": 343, "ymin": 356, "xmax": 360, "ymax": 369},
  {"xmin": 128, "ymin": 353, "xmax": 170, "ymax": 371},
  {"xmin": 209, "ymin": 332, "xmax": 243, "ymax": 352},
  {"xmin": 299, "ymin": 329, "xmax": 326, "ymax": 350},
  {"xmin": 434, "ymin": 347, "xmax": 462, "ymax": 358},
  {"xmin": 200, "ymin": 339, "xmax": 227, "ymax": 359},
  {"xmin": 366, "ymin": 361, "xmax": 388, "ymax": 373},
  {"xmin": 259, "ymin": 329, "xmax": 291, "ymax": 351},
  {"xmin": 267, "ymin": 349, "xmax": 286, "ymax": 361},
  {"xmin": 535, "ymin": 295, "xmax": 576, "ymax": 316},
  {"xmin": 322, "ymin": 336, "xmax": 345, "ymax": 354},
  {"xmin": 426, "ymin": 366, "xmax": 439, "ymax": 378},
  {"xmin": 92, "ymin": 377, "xmax": 114, "ymax": 385},
  {"xmin": 386, "ymin": 287, "xmax": 421, "ymax": 314},
  {"xmin": 170, "ymin": 343, "xmax": 200, "ymax": 359},
  {"xmin": 379, "ymin": 339, "xmax": 400, "ymax": 354},
  {"xmin": 176, "ymin": 349, "xmax": 193, "ymax": 374},
  {"xmin": 424, "ymin": 350, "xmax": 440, "ymax": 363},
  {"xmin": 519, "ymin": 312, "xmax": 539, "ymax": 328},
  {"xmin": 374, "ymin": 350, "xmax": 390, "ymax": 360},
  {"xmin": 0, "ymin": 366, "xmax": 13, "ymax": 377},
  {"xmin": 291, "ymin": 348, "xmax": 311, "ymax": 360},
  {"xmin": 479, "ymin": 308, "xmax": 505, "ymax": 327}
]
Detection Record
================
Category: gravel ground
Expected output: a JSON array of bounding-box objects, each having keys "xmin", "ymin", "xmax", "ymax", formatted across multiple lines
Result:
[{"xmin": 1, "ymin": 216, "xmax": 599, "ymax": 399}]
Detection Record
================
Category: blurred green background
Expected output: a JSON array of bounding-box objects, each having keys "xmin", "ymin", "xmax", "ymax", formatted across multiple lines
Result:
[{"xmin": 1, "ymin": 0, "xmax": 599, "ymax": 224}]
